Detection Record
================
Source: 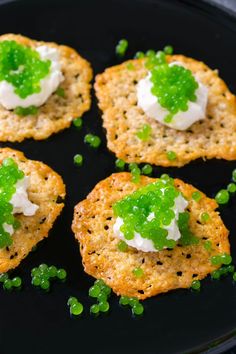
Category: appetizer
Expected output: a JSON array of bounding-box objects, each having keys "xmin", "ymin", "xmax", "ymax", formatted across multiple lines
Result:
[
  {"xmin": 72, "ymin": 172, "xmax": 229, "ymax": 300},
  {"xmin": 0, "ymin": 148, "xmax": 65, "ymax": 272},
  {"xmin": 95, "ymin": 49, "xmax": 236, "ymax": 167},
  {"xmin": 0, "ymin": 34, "xmax": 92, "ymax": 142}
]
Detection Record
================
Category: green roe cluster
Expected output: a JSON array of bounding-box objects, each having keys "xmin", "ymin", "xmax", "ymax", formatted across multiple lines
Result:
[
  {"xmin": 67, "ymin": 296, "xmax": 84, "ymax": 316},
  {"xmin": 113, "ymin": 175, "xmax": 197, "ymax": 251},
  {"xmin": 89, "ymin": 279, "xmax": 111, "ymax": 315},
  {"xmin": 0, "ymin": 273, "xmax": 22, "ymax": 291},
  {"xmin": 145, "ymin": 49, "xmax": 199, "ymax": 123},
  {"xmin": 0, "ymin": 40, "xmax": 51, "ymax": 98},
  {"xmin": 31, "ymin": 264, "xmax": 67, "ymax": 290},
  {"xmin": 119, "ymin": 296, "xmax": 144, "ymax": 316},
  {"xmin": 0, "ymin": 157, "xmax": 24, "ymax": 248}
]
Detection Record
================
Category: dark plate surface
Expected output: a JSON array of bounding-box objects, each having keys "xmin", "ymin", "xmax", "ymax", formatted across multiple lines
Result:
[{"xmin": 0, "ymin": 0, "xmax": 236, "ymax": 353}]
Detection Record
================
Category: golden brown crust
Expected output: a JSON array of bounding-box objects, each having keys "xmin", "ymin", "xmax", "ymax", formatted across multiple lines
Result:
[
  {"xmin": 0, "ymin": 148, "xmax": 65, "ymax": 272},
  {"xmin": 72, "ymin": 172, "xmax": 229, "ymax": 299},
  {"xmin": 95, "ymin": 55, "xmax": 236, "ymax": 167},
  {"xmin": 0, "ymin": 34, "xmax": 92, "ymax": 142}
]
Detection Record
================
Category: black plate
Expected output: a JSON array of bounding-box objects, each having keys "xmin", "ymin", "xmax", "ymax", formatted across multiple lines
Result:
[{"xmin": 0, "ymin": 0, "xmax": 236, "ymax": 353}]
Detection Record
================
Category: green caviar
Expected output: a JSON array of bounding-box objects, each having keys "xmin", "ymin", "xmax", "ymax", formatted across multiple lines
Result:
[
  {"xmin": 119, "ymin": 296, "xmax": 144, "ymax": 316},
  {"xmin": 14, "ymin": 105, "xmax": 38, "ymax": 116},
  {"xmin": 129, "ymin": 163, "xmax": 141, "ymax": 184},
  {"xmin": 142, "ymin": 164, "xmax": 153, "ymax": 175},
  {"xmin": 201, "ymin": 212, "xmax": 210, "ymax": 223},
  {"xmin": 204, "ymin": 240, "xmax": 212, "ymax": 252},
  {"xmin": 115, "ymin": 158, "xmax": 125, "ymax": 170},
  {"xmin": 212, "ymin": 265, "xmax": 235, "ymax": 280},
  {"xmin": 166, "ymin": 151, "xmax": 177, "ymax": 161},
  {"xmin": 117, "ymin": 240, "xmax": 128, "ymax": 252},
  {"xmin": 31, "ymin": 264, "xmax": 67, "ymax": 290},
  {"xmin": 84, "ymin": 134, "xmax": 101, "ymax": 148},
  {"xmin": 136, "ymin": 124, "xmax": 152, "ymax": 141},
  {"xmin": 73, "ymin": 154, "xmax": 83, "ymax": 167},
  {"xmin": 163, "ymin": 45, "xmax": 173, "ymax": 55},
  {"xmin": 126, "ymin": 62, "xmax": 134, "ymax": 70},
  {"xmin": 73, "ymin": 117, "xmax": 83, "ymax": 129},
  {"xmin": 0, "ymin": 40, "xmax": 51, "ymax": 98},
  {"xmin": 192, "ymin": 191, "xmax": 202, "ymax": 202},
  {"xmin": 232, "ymin": 169, "xmax": 236, "ymax": 182},
  {"xmin": 191, "ymin": 280, "xmax": 201, "ymax": 291},
  {"xmin": 116, "ymin": 39, "xmax": 128, "ymax": 57},
  {"xmin": 67, "ymin": 296, "xmax": 83, "ymax": 316},
  {"xmin": 0, "ymin": 157, "xmax": 25, "ymax": 248},
  {"xmin": 135, "ymin": 51, "xmax": 145, "ymax": 59},
  {"xmin": 55, "ymin": 87, "xmax": 65, "ymax": 98},
  {"xmin": 132, "ymin": 267, "xmax": 144, "ymax": 278},
  {"xmin": 89, "ymin": 279, "xmax": 111, "ymax": 316},
  {"xmin": 210, "ymin": 253, "xmax": 232, "ymax": 266},
  {"xmin": 0, "ymin": 273, "xmax": 22, "ymax": 290},
  {"xmin": 227, "ymin": 183, "xmax": 236, "ymax": 194},
  {"xmin": 215, "ymin": 189, "xmax": 229, "ymax": 205},
  {"xmin": 145, "ymin": 49, "xmax": 198, "ymax": 122},
  {"xmin": 113, "ymin": 175, "xmax": 197, "ymax": 251}
]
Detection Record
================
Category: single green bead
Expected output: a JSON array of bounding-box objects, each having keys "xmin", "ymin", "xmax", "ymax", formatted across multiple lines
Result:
[
  {"xmin": 126, "ymin": 62, "xmax": 134, "ymax": 70},
  {"xmin": 232, "ymin": 169, "xmax": 236, "ymax": 182},
  {"xmin": 166, "ymin": 151, "xmax": 177, "ymax": 161},
  {"xmin": 31, "ymin": 267, "xmax": 40, "ymax": 277},
  {"xmin": 89, "ymin": 284, "xmax": 101, "ymax": 298},
  {"xmin": 132, "ymin": 302, "xmax": 144, "ymax": 315},
  {"xmin": 67, "ymin": 296, "xmax": 78, "ymax": 306},
  {"xmin": 211, "ymin": 270, "xmax": 221, "ymax": 280},
  {"xmin": 97, "ymin": 292, "xmax": 107, "ymax": 303},
  {"xmin": 3, "ymin": 279, "xmax": 12, "ymax": 290},
  {"xmin": 135, "ymin": 51, "xmax": 145, "ymax": 59},
  {"xmin": 101, "ymin": 285, "xmax": 111, "ymax": 296},
  {"xmin": 226, "ymin": 264, "xmax": 235, "ymax": 273},
  {"xmin": 227, "ymin": 183, "xmax": 236, "ymax": 194},
  {"xmin": 70, "ymin": 302, "xmax": 83, "ymax": 316},
  {"xmin": 141, "ymin": 164, "xmax": 153, "ymax": 175},
  {"xmin": 90, "ymin": 304, "xmax": 100, "ymax": 314},
  {"xmin": 0, "ymin": 273, "xmax": 8, "ymax": 282},
  {"xmin": 48, "ymin": 265, "xmax": 57, "ymax": 278},
  {"xmin": 40, "ymin": 279, "xmax": 50, "ymax": 290},
  {"xmin": 221, "ymin": 253, "xmax": 232, "ymax": 265},
  {"xmin": 99, "ymin": 301, "xmax": 110, "ymax": 313},
  {"xmin": 116, "ymin": 39, "xmax": 128, "ymax": 56},
  {"xmin": 119, "ymin": 296, "xmax": 130, "ymax": 306},
  {"xmin": 203, "ymin": 240, "xmax": 212, "ymax": 252},
  {"xmin": 57, "ymin": 268, "xmax": 67, "ymax": 280},
  {"xmin": 128, "ymin": 297, "xmax": 139, "ymax": 307},
  {"xmin": 215, "ymin": 189, "xmax": 229, "ymax": 205},
  {"xmin": 32, "ymin": 276, "xmax": 41, "ymax": 286},
  {"xmin": 132, "ymin": 267, "xmax": 144, "ymax": 278},
  {"xmin": 55, "ymin": 87, "xmax": 65, "ymax": 98},
  {"xmin": 73, "ymin": 117, "xmax": 83, "ymax": 129},
  {"xmin": 117, "ymin": 240, "xmax": 128, "ymax": 252},
  {"xmin": 115, "ymin": 159, "xmax": 125, "ymax": 170},
  {"xmin": 73, "ymin": 154, "xmax": 83, "ymax": 167},
  {"xmin": 39, "ymin": 264, "xmax": 48, "ymax": 273},
  {"xmin": 12, "ymin": 277, "xmax": 22, "ymax": 288},
  {"xmin": 210, "ymin": 255, "xmax": 222, "ymax": 266},
  {"xmin": 192, "ymin": 191, "xmax": 202, "ymax": 202},
  {"xmin": 191, "ymin": 280, "xmax": 201, "ymax": 290},
  {"xmin": 233, "ymin": 272, "xmax": 236, "ymax": 281},
  {"xmin": 95, "ymin": 279, "xmax": 105, "ymax": 288},
  {"xmin": 163, "ymin": 45, "xmax": 173, "ymax": 55},
  {"xmin": 201, "ymin": 212, "xmax": 210, "ymax": 223}
]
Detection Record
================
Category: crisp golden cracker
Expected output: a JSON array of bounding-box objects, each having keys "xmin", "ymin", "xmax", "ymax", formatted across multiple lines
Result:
[
  {"xmin": 72, "ymin": 172, "xmax": 229, "ymax": 300},
  {"xmin": 0, "ymin": 34, "xmax": 92, "ymax": 142},
  {"xmin": 95, "ymin": 55, "xmax": 236, "ymax": 167},
  {"xmin": 0, "ymin": 148, "xmax": 65, "ymax": 273}
]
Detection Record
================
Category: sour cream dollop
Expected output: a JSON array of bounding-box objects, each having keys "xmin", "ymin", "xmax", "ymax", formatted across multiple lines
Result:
[
  {"xmin": 3, "ymin": 176, "xmax": 39, "ymax": 235},
  {"xmin": 137, "ymin": 62, "xmax": 208, "ymax": 130},
  {"xmin": 113, "ymin": 194, "xmax": 188, "ymax": 252},
  {"xmin": 0, "ymin": 45, "xmax": 64, "ymax": 110}
]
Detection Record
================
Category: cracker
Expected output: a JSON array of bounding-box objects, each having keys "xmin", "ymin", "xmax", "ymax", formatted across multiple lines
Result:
[
  {"xmin": 95, "ymin": 55, "xmax": 236, "ymax": 167},
  {"xmin": 0, "ymin": 148, "xmax": 65, "ymax": 273},
  {"xmin": 0, "ymin": 34, "xmax": 92, "ymax": 142},
  {"xmin": 72, "ymin": 172, "xmax": 229, "ymax": 300}
]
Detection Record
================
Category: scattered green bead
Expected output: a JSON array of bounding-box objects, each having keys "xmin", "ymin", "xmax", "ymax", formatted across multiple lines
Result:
[
  {"xmin": 0, "ymin": 273, "xmax": 8, "ymax": 282},
  {"xmin": 84, "ymin": 134, "xmax": 101, "ymax": 148},
  {"xmin": 55, "ymin": 87, "xmax": 65, "ymax": 97},
  {"xmin": 117, "ymin": 240, "xmax": 128, "ymax": 252},
  {"xmin": 57, "ymin": 268, "xmax": 67, "ymax": 280},
  {"xmin": 73, "ymin": 154, "xmax": 83, "ymax": 167},
  {"xmin": 232, "ymin": 169, "xmax": 236, "ymax": 182},
  {"xmin": 227, "ymin": 183, "xmax": 236, "ymax": 194},
  {"xmin": 166, "ymin": 151, "xmax": 177, "ymax": 161},
  {"xmin": 101, "ymin": 285, "xmax": 111, "ymax": 296},
  {"xmin": 226, "ymin": 264, "xmax": 235, "ymax": 273},
  {"xmin": 90, "ymin": 304, "xmax": 100, "ymax": 314},
  {"xmin": 3, "ymin": 279, "xmax": 12, "ymax": 290},
  {"xmin": 126, "ymin": 62, "xmax": 134, "ymax": 70},
  {"xmin": 89, "ymin": 284, "xmax": 101, "ymax": 298},
  {"xmin": 70, "ymin": 302, "xmax": 83, "ymax": 316},
  {"xmin": 99, "ymin": 301, "xmax": 109, "ymax": 313},
  {"xmin": 67, "ymin": 296, "xmax": 78, "ymax": 306},
  {"xmin": 132, "ymin": 302, "xmax": 144, "ymax": 315},
  {"xmin": 141, "ymin": 164, "xmax": 152, "ymax": 175},
  {"xmin": 210, "ymin": 255, "xmax": 222, "ymax": 266},
  {"xmin": 73, "ymin": 117, "xmax": 83, "ymax": 129},
  {"xmin": 40, "ymin": 279, "xmax": 50, "ymax": 290},
  {"xmin": 135, "ymin": 51, "xmax": 145, "ymax": 59},
  {"xmin": 204, "ymin": 240, "xmax": 212, "ymax": 252},
  {"xmin": 115, "ymin": 159, "xmax": 125, "ymax": 170},
  {"xmin": 119, "ymin": 296, "xmax": 130, "ymax": 306},
  {"xmin": 211, "ymin": 270, "xmax": 221, "ymax": 280},
  {"xmin": 39, "ymin": 264, "xmax": 48, "ymax": 273},
  {"xmin": 32, "ymin": 276, "xmax": 41, "ymax": 286},
  {"xmin": 136, "ymin": 124, "xmax": 152, "ymax": 141},
  {"xmin": 95, "ymin": 279, "xmax": 105, "ymax": 288},
  {"xmin": 201, "ymin": 212, "xmax": 210, "ymax": 223},
  {"xmin": 192, "ymin": 191, "xmax": 202, "ymax": 202},
  {"xmin": 191, "ymin": 280, "xmax": 201, "ymax": 290},
  {"xmin": 163, "ymin": 45, "xmax": 173, "ymax": 55},
  {"xmin": 14, "ymin": 105, "xmax": 38, "ymax": 116},
  {"xmin": 12, "ymin": 277, "xmax": 22, "ymax": 288},
  {"xmin": 233, "ymin": 272, "xmax": 236, "ymax": 281},
  {"xmin": 116, "ymin": 39, "xmax": 128, "ymax": 57},
  {"xmin": 97, "ymin": 292, "xmax": 108, "ymax": 303},
  {"xmin": 221, "ymin": 253, "xmax": 232, "ymax": 265},
  {"xmin": 132, "ymin": 267, "xmax": 144, "ymax": 278},
  {"xmin": 128, "ymin": 297, "xmax": 139, "ymax": 307},
  {"xmin": 48, "ymin": 265, "xmax": 57, "ymax": 278},
  {"xmin": 215, "ymin": 189, "xmax": 229, "ymax": 205}
]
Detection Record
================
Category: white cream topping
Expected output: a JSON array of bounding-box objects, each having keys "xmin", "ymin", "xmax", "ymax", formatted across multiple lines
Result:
[
  {"xmin": 137, "ymin": 62, "xmax": 208, "ymax": 130},
  {"xmin": 0, "ymin": 45, "xmax": 64, "ymax": 110},
  {"xmin": 3, "ymin": 176, "xmax": 39, "ymax": 236},
  {"xmin": 113, "ymin": 194, "xmax": 188, "ymax": 252}
]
